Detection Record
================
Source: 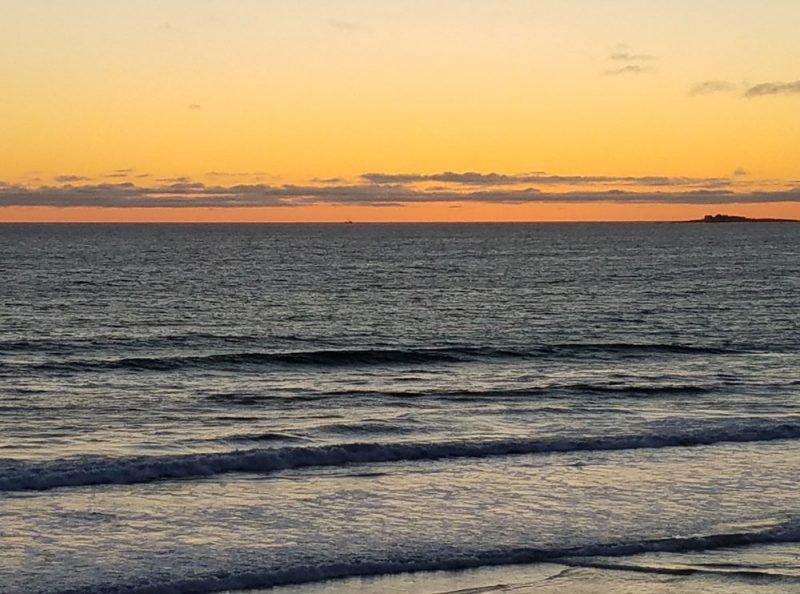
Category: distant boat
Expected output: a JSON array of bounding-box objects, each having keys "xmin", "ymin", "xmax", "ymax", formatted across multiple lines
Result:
[{"xmin": 344, "ymin": 220, "xmax": 354, "ymax": 224}]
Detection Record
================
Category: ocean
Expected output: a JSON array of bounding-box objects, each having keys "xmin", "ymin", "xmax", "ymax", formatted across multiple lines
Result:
[{"xmin": 1, "ymin": 222, "xmax": 800, "ymax": 594}]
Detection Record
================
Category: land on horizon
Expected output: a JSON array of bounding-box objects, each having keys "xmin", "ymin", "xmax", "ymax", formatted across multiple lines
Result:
[{"xmin": 680, "ymin": 213, "xmax": 800, "ymax": 223}]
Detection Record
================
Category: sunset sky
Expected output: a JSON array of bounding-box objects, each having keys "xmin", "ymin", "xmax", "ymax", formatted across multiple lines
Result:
[{"xmin": 2, "ymin": 0, "xmax": 799, "ymax": 222}]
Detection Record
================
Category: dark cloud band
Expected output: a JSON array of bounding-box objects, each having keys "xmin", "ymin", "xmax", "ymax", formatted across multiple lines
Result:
[
  {"xmin": 1, "ymin": 179, "xmax": 798, "ymax": 208},
  {"xmin": 360, "ymin": 172, "xmax": 731, "ymax": 188}
]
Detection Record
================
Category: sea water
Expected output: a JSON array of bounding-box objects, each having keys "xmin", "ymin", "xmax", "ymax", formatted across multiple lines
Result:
[{"xmin": 1, "ymin": 223, "xmax": 799, "ymax": 593}]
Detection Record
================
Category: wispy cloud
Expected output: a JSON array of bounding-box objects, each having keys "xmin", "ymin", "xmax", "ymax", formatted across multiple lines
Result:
[
  {"xmin": 311, "ymin": 177, "xmax": 344, "ymax": 183},
  {"xmin": 604, "ymin": 64, "xmax": 650, "ymax": 76},
  {"xmin": 603, "ymin": 46, "xmax": 655, "ymax": 76},
  {"xmin": 361, "ymin": 172, "xmax": 731, "ymax": 188},
  {"xmin": 690, "ymin": 79, "xmax": 800, "ymax": 98},
  {"xmin": 207, "ymin": 171, "xmax": 265, "ymax": 178},
  {"xmin": 609, "ymin": 52, "xmax": 655, "ymax": 62},
  {"xmin": 689, "ymin": 80, "xmax": 737, "ymax": 96},
  {"xmin": 744, "ymin": 80, "xmax": 800, "ymax": 98},
  {"xmin": 105, "ymin": 168, "xmax": 136, "ymax": 178},
  {"xmin": 54, "ymin": 175, "xmax": 90, "ymax": 183},
  {"xmin": 327, "ymin": 19, "xmax": 359, "ymax": 31},
  {"xmin": 156, "ymin": 176, "xmax": 192, "ymax": 183}
]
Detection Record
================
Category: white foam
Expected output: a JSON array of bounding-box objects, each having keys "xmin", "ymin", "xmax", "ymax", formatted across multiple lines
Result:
[
  {"xmin": 3, "ymin": 420, "xmax": 800, "ymax": 492},
  {"xmin": 48, "ymin": 518, "xmax": 800, "ymax": 594}
]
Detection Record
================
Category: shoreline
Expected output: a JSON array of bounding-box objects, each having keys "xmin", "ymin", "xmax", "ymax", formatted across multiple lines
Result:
[{"xmin": 243, "ymin": 550, "xmax": 800, "ymax": 594}]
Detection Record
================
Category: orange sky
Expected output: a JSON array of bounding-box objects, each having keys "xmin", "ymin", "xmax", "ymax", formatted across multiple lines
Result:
[
  {"xmin": 3, "ymin": 202, "xmax": 800, "ymax": 224},
  {"xmin": 2, "ymin": 1, "xmax": 799, "ymax": 222}
]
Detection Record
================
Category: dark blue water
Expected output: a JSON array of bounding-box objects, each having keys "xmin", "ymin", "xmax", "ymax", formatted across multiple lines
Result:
[{"xmin": 2, "ymin": 223, "xmax": 800, "ymax": 593}]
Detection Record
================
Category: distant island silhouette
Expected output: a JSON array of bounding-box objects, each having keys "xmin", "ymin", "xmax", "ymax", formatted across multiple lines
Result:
[{"xmin": 681, "ymin": 214, "xmax": 799, "ymax": 223}]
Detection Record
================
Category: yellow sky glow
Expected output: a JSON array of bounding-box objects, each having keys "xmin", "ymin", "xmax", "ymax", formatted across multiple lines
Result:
[{"xmin": 2, "ymin": 0, "xmax": 799, "ymax": 221}]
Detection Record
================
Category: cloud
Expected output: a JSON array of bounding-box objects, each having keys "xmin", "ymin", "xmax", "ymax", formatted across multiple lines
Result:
[
  {"xmin": 744, "ymin": 81, "xmax": 800, "ymax": 98},
  {"xmin": 3, "ymin": 179, "xmax": 799, "ymax": 209},
  {"xmin": 362, "ymin": 172, "xmax": 518, "ymax": 185},
  {"xmin": 156, "ymin": 176, "xmax": 192, "ymax": 183},
  {"xmin": 104, "ymin": 168, "xmax": 135, "ymax": 178},
  {"xmin": 327, "ymin": 19, "xmax": 359, "ymax": 31},
  {"xmin": 207, "ymin": 171, "xmax": 265, "ymax": 178},
  {"xmin": 311, "ymin": 177, "xmax": 344, "ymax": 183},
  {"xmin": 690, "ymin": 79, "xmax": 800, "ymax": 98},
  {"xmin": 361, "ymin": 172, "xmax": 732, "ymax": 188},
  {"xmin": 603, "ymin": 46, "xmax": 655, "ymax": 76},
  {"xmin": 609, "ymin": 52, "xmax": 654, "ymax": 62},
  {"xmin": 604, "ymin": 64, "xmax": 650, "ymax": 76},
  {"xmin": 54, "ymin": 175, "xmax": 90, "ymax": 183},
  {"xmin": 689, "ymin": 80, "xmax": 737, "ymax": 96},
  {"xmin": 0, "ymin": 182, "xmax": 288, "ymax": 208}
]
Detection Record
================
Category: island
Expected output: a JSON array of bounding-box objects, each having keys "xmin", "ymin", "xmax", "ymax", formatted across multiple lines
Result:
[{"xmin": 681, "ymin": 214, "xmax": 799, "ymax": 223}]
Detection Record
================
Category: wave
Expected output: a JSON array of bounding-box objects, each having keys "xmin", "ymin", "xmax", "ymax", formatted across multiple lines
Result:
[
  {"xmin": 566, "ymin": 383, "xmax": 713, "ymax": 396},
  {"xmin": 49, "ymin": 518, "xmax": 800, "ymax": 594},
  {"xmin": 4, "ymin": 420, "xmax": 800, "ymax": 492},
  {"xmin": 318, "ymin": 421, "xmax": 418, "ymax": 435},
  {"xmin": 0, "ymin": 332, "xmax": 318, "ymax": 354},
  {"xmin": 323, "ymin": 383, "xmax": 713, "ymax": 402},
  {"xmin": 24, "ymin": 342, "xmax": 742, "ymax": 373},
  {"xmin": 31, "ymin": 347, "xmax": 489, "ymax": 372},
  {"xmin": 558, "ymin": 559, "xmax": 799, "ymax": 581},
  {"xmin": 215, "ymin": 432, "xmax": 308, "ymax": 444}
]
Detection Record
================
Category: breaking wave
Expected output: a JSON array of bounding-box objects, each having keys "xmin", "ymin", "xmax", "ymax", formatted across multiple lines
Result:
[
  {"xmin": 49, "ymin": 518, "xmax": 800, "ymax": 594},
  {"xmin": 4, "ymin": 419, "xmax": 799, "ymax": 492}
]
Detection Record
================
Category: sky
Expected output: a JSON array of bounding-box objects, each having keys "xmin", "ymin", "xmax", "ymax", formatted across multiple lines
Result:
[{"xmin": 1, "ymin": 0, "xmax": 799, "ymax": 222}]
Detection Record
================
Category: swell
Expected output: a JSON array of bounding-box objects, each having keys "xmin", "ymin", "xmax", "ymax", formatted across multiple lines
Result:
[
  {"xmin": 215, "ymin": 432, "xmax": 308, "ymax": 444},
  {"xmin": 22, "ymin": 342, "xmax": 741, "ymax": 373},
  {"xmin": 317, "ymin": 383, "xmax": 714, "ymax": 402},
  {"xmin": 566, "ymin": 383, "xmax": 713, "ymax": 396},
  {"xmin": 0, "ymin": 332, "xmax": 317, "ymax": 354},
  {"xmin": 4, "ymin": 420, "xmax": 800, "ymax": 492},
  {"xmin": 318, "ymin": 421, "xmax": 418, "ymax": 435},
  {"xmin": 49, "ymin": 518, "xmax": 800, "ymax": 594},
  {"xmin": 200, "ymin": 383, "xmax": 715, "ymax": 408}
]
